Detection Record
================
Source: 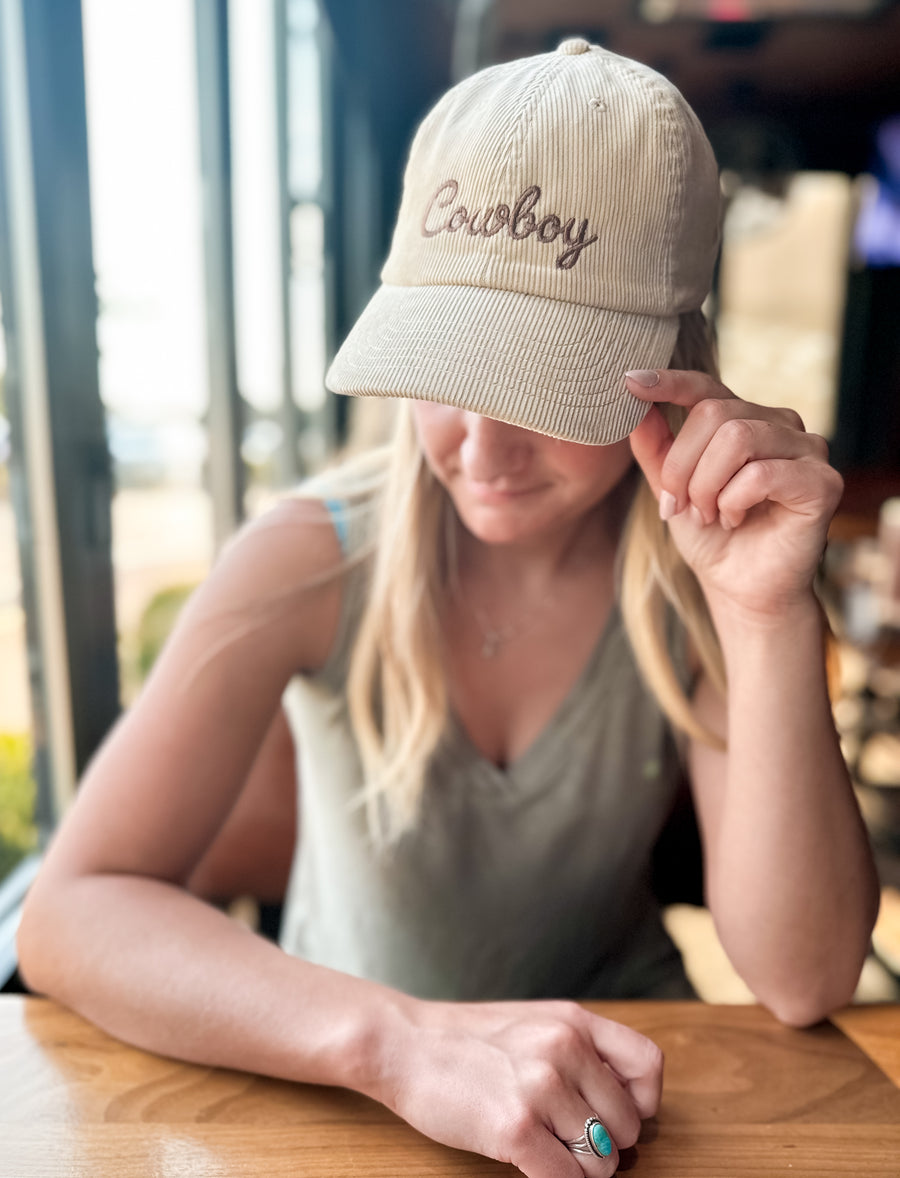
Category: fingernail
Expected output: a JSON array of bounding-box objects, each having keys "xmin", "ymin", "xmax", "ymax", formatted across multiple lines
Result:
[
  {"xmin": 689, "ymin": 504, "xmax": 705, "ymax": 528},
  {"xmin": 719, "ymin": 514, "xmax": 733, "ymax": 531},
  {"xmin": 659, "ymin": 491, "xmax": 677, "ymax": 521},
  {"xmin": 625, "ymin": 369, "xmax": 661, "ymax": 389}
]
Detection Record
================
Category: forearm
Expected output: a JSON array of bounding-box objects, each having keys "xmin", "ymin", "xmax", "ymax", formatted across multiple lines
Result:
[
  {"xmin": 701, "ymin": 594, "xmax": 880, "ymax": 1024},
  {"xmin": 17, "ymin": 875, "xmax": 404, "ymax": 1095},
  {"xmin": 18, "ymin": 877, "xmax": 667, "ymax": 1176}
]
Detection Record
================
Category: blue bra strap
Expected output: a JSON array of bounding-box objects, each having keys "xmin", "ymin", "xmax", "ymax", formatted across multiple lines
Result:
[{"xmin": 323, "ymin": 497, "xmax": 350, "ymax": 554}]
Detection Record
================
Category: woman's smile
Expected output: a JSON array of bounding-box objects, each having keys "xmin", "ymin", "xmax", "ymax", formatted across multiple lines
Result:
[
  {"xmin": 411, "ymin": 400, "xmax": 634, "ymax": 546},
  {"xmin": 465, "ymin": 479, "xmax": 549, "ymax": 504}
]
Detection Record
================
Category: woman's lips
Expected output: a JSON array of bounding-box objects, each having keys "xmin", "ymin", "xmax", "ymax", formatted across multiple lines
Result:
[{"xmin": 466, "ymin": 480, "xmax": 546, "ymax": 504}]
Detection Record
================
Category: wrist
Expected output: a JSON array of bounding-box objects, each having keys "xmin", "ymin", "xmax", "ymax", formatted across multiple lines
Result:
[
  {"xmin": 707, "ymin": 592, "xmax": 832, "ymax": 703},
  {"xmin": 704, "ymin": 586, "xmax": 825, "ymax": 642},
  {"xmin": 323, "ymin": 977, "xmax": 424, "ymax": 1105}
]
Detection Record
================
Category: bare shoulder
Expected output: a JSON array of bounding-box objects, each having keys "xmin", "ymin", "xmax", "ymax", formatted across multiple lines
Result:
[
  {"xmin": 180, "ymin": 494, "xmax": 347, "ymax": 678},
  {"xmin": 26, "ymin": 494, "xmax": 350, "ymax": 886}
]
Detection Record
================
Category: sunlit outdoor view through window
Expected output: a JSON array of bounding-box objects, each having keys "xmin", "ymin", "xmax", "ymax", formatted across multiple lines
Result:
[
  {"xmin": 233, "ymin": 0, "xmax": 327, "ymax": 513},
  {"xmin": 81, "ymin": 0, "xmax": 326, "ymax": 701},
  {"xmin": 0, "ymin": 291, "xmax": 37, "ymax": 884},
  {"xmin": 0, "ymin": 0, "xmax": 327, "ymax": 888},
  {"xmin": 82, "ymin": 0, "xmax": 216, "ymax": 705},
  {"xmin": 287, "ymin": 0, "xmax": 326, "ymax": 414}
]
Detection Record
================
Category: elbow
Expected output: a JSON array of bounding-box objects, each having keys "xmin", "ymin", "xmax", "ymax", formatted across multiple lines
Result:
[
  {"xmin": 16, "ymin": 883, "xmax": 64, "ymax": 998},
  {"xmin": 764, "ymin": 913, "xmax": 881, "ymax": 1029},
  {"xmin": 16, "ymin": 891, "xmax": 46, "ymax": 995},
  {"xmin": 759, "ymin": 972, "xmax": 861, "ymax": 1030},
  {"xmin": 764, "ymin": 995, "xmax": 837, "ymax": 1030}
]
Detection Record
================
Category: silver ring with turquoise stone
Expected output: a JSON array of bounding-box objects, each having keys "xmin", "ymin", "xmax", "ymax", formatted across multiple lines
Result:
[{"xmin": 564, "ymin": 1115, "xmax": 613, "ymax": 1159}]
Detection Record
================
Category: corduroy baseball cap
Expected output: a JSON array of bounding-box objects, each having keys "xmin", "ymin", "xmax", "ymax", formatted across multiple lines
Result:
[{"xmin": 325, "ymin": 39, "xmax": 722, "ymax": 445}]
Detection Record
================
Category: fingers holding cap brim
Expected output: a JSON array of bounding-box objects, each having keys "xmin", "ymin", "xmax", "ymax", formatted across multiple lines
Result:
[{"xmin": 624, "ymin": 368, "xmax": 736, "ymax": 407}]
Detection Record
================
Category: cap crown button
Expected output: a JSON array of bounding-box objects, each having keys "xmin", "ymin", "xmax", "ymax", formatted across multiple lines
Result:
[{"xmin": 557, "ymin": 38, "xmax": 591, "ymax": 56}]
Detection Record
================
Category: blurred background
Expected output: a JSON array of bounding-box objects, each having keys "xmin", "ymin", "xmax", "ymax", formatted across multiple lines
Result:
[{"xmin": 1, "ymin": 0, "xmax": 899, "ymax": 998}]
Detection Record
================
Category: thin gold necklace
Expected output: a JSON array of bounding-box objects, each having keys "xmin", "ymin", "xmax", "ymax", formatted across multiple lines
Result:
[
  {"xmin": 471, "ymin": 607, "xmax": 520, "ymax": 659},
  {"xmin": 469, "ymin": 589, "xmax": 556, "ymax": 659}
]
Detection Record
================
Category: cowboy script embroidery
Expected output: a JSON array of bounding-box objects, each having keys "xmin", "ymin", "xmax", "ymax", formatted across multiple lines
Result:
[{"xmin": 421, "ymin": 180, "xmax": 598, "ymax": 270}]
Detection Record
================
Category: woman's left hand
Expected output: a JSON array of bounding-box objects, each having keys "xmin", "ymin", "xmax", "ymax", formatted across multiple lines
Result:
[{"xmin": 626, "ymin": 369, "xmax": 844, "ymax": 622}]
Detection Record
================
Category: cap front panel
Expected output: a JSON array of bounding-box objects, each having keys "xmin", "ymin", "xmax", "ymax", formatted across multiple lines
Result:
[
  {"xmin": 383, "ymin": 56, "xmax": 558, "ymax": 294},
  {"xmin": 665, "ymin": 96, "xmax": 722, "ymax": 308},
  {"xmin": 382, "ymin": 47, "xmax": 718, "ymax": 318},
  {"xmin": 485, "ymin": 51, "xmax": 683, "ymax": 315}
]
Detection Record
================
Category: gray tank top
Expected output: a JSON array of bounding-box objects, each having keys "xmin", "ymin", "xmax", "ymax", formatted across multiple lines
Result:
[{"xmin": 279, "ymin": 494, "xmax": 695, "ymax": 1000}]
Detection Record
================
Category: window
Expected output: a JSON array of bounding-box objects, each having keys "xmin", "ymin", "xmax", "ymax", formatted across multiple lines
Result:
[
  {"xmin": 0, "ymin": 0, "xmax": 331, "ymax": 976},
  {"xmin": 0, "ymin": 290, "xmax": 37, "ymax": 888},
  {"xmin": 82, "ymin": 0, "xmax": 215, "ymax": 704},
  {"xmin": 232, "ymin": 0, "xmax": 330, "ymax": 515}
]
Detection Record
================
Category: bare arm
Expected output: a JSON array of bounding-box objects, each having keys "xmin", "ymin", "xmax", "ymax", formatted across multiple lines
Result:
[
  {"xmin": 186, "ymin": 704, "xmax": 297, "ymax": 905},
  {"xmin": 16, "ymin": 497, "xmax": 391, "ymax": 1082},
  {"xmin": 16, "ymin": 494, "xmax": 662, "ymax": 1178},
  {"xmin": 688, "ymin": 608, "xmax": 878, "ymax": 1027},
  {"xmin": 629, "ymin": 370, "xmax": 880, "ymax": 1027}
]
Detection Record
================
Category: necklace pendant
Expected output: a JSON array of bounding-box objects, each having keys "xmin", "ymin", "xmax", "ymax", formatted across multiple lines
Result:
[{"xmin": 481, "ymin": 632, "xmax": 500, "ymax": 658}]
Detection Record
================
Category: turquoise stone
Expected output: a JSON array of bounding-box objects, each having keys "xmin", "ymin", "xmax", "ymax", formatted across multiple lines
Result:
[{"xmin": 590, "ymin": 1120, "xmax": 613, "ymax": 1158}]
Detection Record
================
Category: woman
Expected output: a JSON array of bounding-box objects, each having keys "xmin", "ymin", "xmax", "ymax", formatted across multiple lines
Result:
[{"xmin": 17, "ymin": 39, "xmax": 878, "ymax": 1178}]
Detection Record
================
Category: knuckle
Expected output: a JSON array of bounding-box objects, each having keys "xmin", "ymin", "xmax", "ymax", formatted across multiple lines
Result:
[
  {"xmin": 544, "ymin": 999, "xmax": 583, "ymax": 1024},
  {"xmin": 742, "ymin": 460, "xmax": 772, "ymax": 493},
  {"xmin": 501, "ymin": 1104, "xmax": 541, "ymax": 1154},
  {"xmin": 531, "ymin": 1014, "xmax": 583, "ymax": 1060},
  {"xmin": 781, "ymin": 406, "xmax": 806, "ymax": 431},
  {"xmin": 639, "ymin": 1037, "xmax": 665, "ymax": 1081},
  {"xmin": 692, "ymin": 397, "xmax": 730, "ymax": 430},
  {"xmin": 763, "ymin": 404, "xmax": 805, "ymax": 431},
  {"xmin": 525, "ymin": 1057, "xmax": 567, "ymax": 1100},
  {"xmin": 718, "ymin": 415, "xmax": 758, "ymax": 452},
  {"xmin": 824, "ymin": 465, "xmax": 845, "ymax": 505},
  {"xmin": 546, "ymin": 1020, "xmax": 583, "ymax": 1055},
  {"xmin": 616, "ymin": 1108, "xmax": 643, "ymax": 1149}
]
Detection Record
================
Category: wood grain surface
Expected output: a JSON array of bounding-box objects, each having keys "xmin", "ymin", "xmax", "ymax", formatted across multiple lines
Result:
[
  {"xmin": 2, "ymin": 998, "xmax": 898, "ymax": 1177},
  {"xmin": 831, "ymin": 1002, "xmax": 900, "ymax": 1087}
]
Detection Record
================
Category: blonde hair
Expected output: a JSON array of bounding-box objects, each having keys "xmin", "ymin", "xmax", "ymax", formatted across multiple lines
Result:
[
  {"xmin": 345, "ymin": 309, "xmax": 725, "ymax": 840},
  {"xmin": 620, "ymin": 310, "xmax": 727, "ymax": 747}
]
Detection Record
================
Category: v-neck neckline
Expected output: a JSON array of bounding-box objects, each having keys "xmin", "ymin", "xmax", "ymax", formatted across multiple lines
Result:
[{"xmin": 446, "ymin": 600, "xmax": 621, "ymax": 784}]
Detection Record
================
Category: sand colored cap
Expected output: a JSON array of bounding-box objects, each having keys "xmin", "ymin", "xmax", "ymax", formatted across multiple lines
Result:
[{"xmin": 326, "ymin": 39, "xmax": 722, "ymax": 445}]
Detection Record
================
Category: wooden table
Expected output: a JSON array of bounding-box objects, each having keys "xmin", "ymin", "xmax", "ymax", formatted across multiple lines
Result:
[{"xmin": 2, "ymin": 998, "xmax": 899, "ymax": 1177}]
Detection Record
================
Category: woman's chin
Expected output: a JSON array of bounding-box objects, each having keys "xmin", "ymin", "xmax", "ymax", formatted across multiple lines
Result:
[{"xmin": 456, "ymin": 505, "xmax": 554, "ymax": 548}]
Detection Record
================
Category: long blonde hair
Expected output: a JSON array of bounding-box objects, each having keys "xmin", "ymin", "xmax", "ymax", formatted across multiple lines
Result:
[{"xmin": 346, "ymin": 309, "xmax": 725, "ymax": 839}]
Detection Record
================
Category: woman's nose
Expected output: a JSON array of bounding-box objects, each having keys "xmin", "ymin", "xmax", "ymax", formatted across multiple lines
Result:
[{"xmin": 459, "ymin": 413, "xmax": 531, "ymax": 482}]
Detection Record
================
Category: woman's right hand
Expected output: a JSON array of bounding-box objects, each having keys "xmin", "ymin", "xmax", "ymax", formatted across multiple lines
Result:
[{"xmin": 375, "ymin": 997, "xmax": 663, "ymax": 1178}]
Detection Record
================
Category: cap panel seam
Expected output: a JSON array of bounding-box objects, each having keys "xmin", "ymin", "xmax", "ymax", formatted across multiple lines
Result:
[
  {"xmin": 602, "ymin": 57, "xmax": 684, "ymax": 310},
  {"xmin": 660, "ymin": 93, "xmax": 688, "ymax": 312},
  {"xmin": 479, "ymin": 54, "xmax": 565, "ymax": 287}
]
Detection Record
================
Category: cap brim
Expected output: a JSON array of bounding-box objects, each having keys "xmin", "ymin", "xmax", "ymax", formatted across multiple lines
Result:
[{"xmin": 325, "ymin": 284, "xmax": 678, "ymax": 445}]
